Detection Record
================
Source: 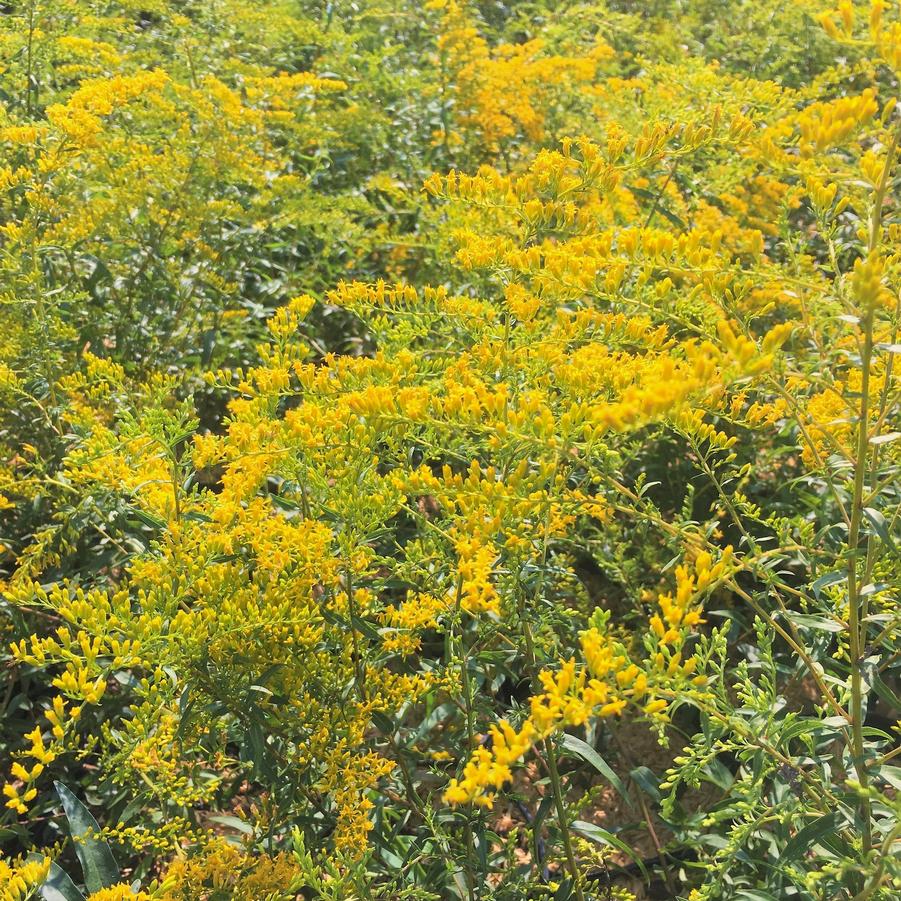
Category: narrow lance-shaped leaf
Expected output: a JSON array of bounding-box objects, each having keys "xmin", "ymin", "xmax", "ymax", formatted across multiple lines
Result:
[
  {"xmin": 560, "ymin": 733, "xmax": 634, "ymax": 809},
  {"xmin": 54, "ymin": 782, "xmax": 120, "ymax": 894}
]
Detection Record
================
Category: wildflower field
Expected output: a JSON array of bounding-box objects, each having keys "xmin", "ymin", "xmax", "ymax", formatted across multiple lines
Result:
[{"xmin": 1, "ymin": 0, "xmax": 900, "ymax": 898}]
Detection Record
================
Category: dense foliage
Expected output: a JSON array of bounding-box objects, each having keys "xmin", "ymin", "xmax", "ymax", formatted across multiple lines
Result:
[{"xmin": 1, "ymin": 1, "xmax": 900, "ymax": 899}]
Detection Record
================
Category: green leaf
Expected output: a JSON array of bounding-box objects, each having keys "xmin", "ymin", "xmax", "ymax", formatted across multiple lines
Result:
[
  {"xmin": 863, "ymin": 507, "xmax": 895, "ymax": 550},
  {"xmin": 782, "ymin": 611, "xmax": 845, "ymax": 632},
  {"xmin": 810, "ymin": 570, "xmax": 844, "ymax": 599},
  {"xmin": 450, "ymin": 869, "xmax": 469, "ymax": 899},
  {"xmin": 560, "ymin": 734, "xmax": 633, "ymax": 809},
  {"xmin": 208, "ymin": 815, "xmax": 254, "ymax": 835},
  {"xmin": 869, "ymin": 431, "xmax": 901, "ymax": 446},
  {"xmin": 875, "ymin": 765, "xmax": 901, "ymax": 791},
  {"xmin": 630, "ymin": 766, "xmax": 662, "ymax": 801},
  {"xmin": 624, "ymin": 184, "xmax": 687, "ymax": 228},
  {"xmin": 569, "ymin": 820, "xmax": 649, "ymax": 880},
  {"xmin": 128, "ymin": 508, "xmax": 166, "ymax": 530},
  {"xmin": 780, "ymin": 811, "xmax": 839, "ymax": 863},
  {"xmin": 371, "ymin": 710, "xmax": 395, "ymax": 734},
  {"xmin": 532, "ymin": 793, "xmax": 555, "ymax": 834},
  {"xmin": 735, "ymin": 891, "xmax": 780, "ymax": 901},
  {"xmin": 54, "ymin": 782, "xmax": 119, "ymax": 895},
  {"xmin": 780, "ymin": 716, "xmax": 822, "ymax": 744},
  {"xmin": 702, "ymin": 756, "xmax": 735, "ymax": 791}
]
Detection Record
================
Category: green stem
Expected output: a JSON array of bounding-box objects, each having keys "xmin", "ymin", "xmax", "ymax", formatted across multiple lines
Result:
[
  {"xmin": 450, "ymin": 573, "xmax": 477, "ymax": 901},
  {"xmin": 343, "ymin": 560, "xmax": 366, "ymax": 703},
  {"xmin": 544, "ymin": 738, "xmax": 586, "ymax": 901},
  {"xmin": 846, "ymin": 120, "xmax": 900, "ymax": 854},
  {"xmin": 643, "ymin": 158, "xmax": 679, "ymax": 228},
  {"xmin": 846, "ymin": 321, "xmax": 874, "ymax": 854},
  {"xmin": 25, "ymin": 1, "xmax": 38, "ymax": 118}
]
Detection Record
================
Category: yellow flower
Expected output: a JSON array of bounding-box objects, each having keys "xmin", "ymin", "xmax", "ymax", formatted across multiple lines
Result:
[{"xmin": 88, "ymin": 886, "xmax": 151, "ymax": 901}]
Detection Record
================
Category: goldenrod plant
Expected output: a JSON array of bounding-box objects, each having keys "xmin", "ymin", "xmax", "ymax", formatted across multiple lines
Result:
[{"xmin": 1, "ymin": 1, "xmax": 900, "ymax": 899}]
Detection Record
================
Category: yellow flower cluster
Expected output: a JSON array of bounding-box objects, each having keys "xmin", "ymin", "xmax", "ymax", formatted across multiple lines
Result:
[
  {"xmin": 320, "ymin": 746, "xmax": 397, "ymax": 857},
  {"xmin": 87, "ymin": 887, "xmax": 151, "ymax": 901},
  {"xmin": 3, "ymin": 715, "xmax": 63, "ymax": 815},
  {"xmin": 46, "ymin": 69, "xmax": 171, "ymax": 145},
  {"xmin": 819, "ymin": 0, "xmax": 901, "ymax": 72},
  {"xmin": 651, "ymin": 548, "xmax": 734, "ymax": 646},
  {"xmin": 443, "ymin": 719, "xmax": 537, "ymax": 806},
  {"xmin": 429, "ymin": 0, "xmax": 609, "ymax": 149},
  {"xmin": 799, "ymin": 368, "xmax": 887, "ymax": 468},
  {"xmin": 156, "ymin": 838, "xmax": 300, "ymax": 901},
  {"xmin": 794, "ymin": 89, "xmax": 879, "ymax": 157},
  {"xmin": 445, "ymin": 547, "xmax": 733, "ymax": 806},
  {"xmin": 0, "ymin": 855, "xmax": 50, "ymax": 900}
]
